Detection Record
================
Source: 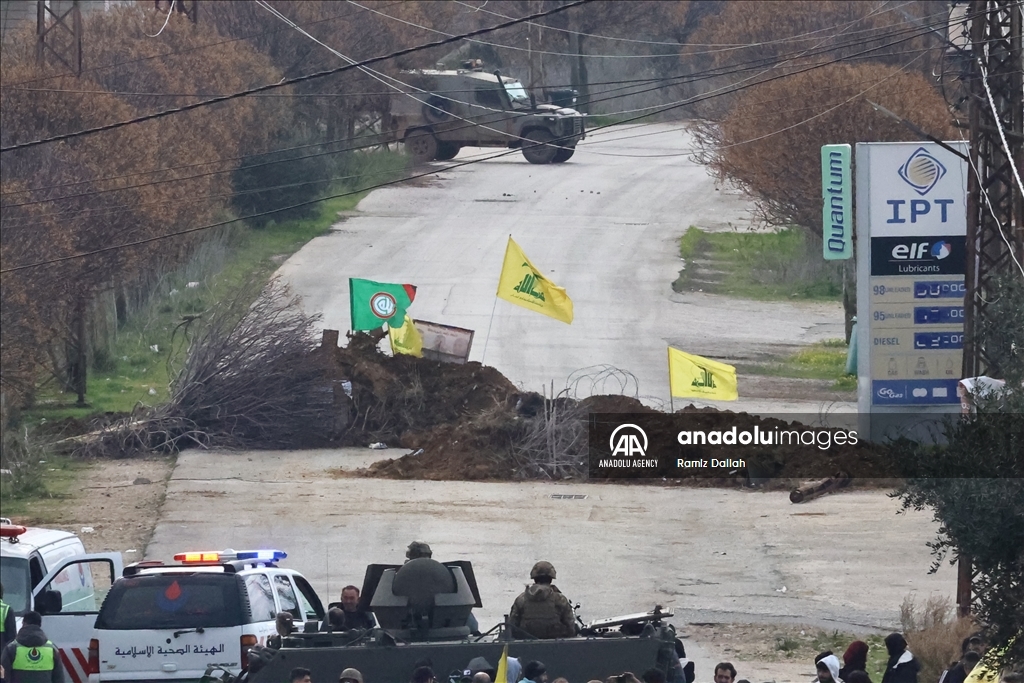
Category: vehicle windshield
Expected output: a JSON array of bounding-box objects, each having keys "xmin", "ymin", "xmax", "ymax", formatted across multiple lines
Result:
[
  {"xmin": 503, "ymin": 81, "xmax": 529, "ymax": 102},
  {"xmin": 0, "ymin": 557, "xmax": 30, "ymax": 613},
  {"xmin": 96, "ymin": 574, "xmax": 244, "ymax": 629}
]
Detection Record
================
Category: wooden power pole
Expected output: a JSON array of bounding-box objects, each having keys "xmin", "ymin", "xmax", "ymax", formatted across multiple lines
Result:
[{"xmin": 957, "ymin": 0, "xmax": 1024, "ymax": 618}]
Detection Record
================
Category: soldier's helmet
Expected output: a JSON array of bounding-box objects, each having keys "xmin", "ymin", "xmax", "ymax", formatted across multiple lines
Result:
[
  {"xmin": 275, "ymin": 611, "xmax": 295, "ymax": 637},
  {"xmin": 530, "ymin": 561, "xmax": 556, "ymax": 580},
  {"xmin": 406, "ymin": 541, "xmax": 433, "ymax": 560}
]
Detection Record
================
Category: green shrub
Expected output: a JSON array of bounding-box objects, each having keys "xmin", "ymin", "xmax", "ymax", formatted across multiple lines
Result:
[{"xmin": 231, "ymin": 129, "xmax": 335, "ymax": 228}]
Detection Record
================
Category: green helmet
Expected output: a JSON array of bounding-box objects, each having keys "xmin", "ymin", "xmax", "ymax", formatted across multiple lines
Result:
[
  {"xmin": 406, "ymin": 541, "xmax": 432, "ymax": 560},
  {"xmin": 530, "ymin": 561, "xmax": 556, "ymax": 580}
]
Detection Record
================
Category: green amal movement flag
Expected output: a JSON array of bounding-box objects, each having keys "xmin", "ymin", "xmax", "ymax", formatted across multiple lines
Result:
[{"xmin": 349, "ymin": 278, "xmax": 417, "ymax": 331}]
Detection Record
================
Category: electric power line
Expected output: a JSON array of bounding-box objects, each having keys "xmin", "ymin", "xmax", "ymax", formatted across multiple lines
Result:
[
  {"xmin": 0, "ymin": 1, "xmax": 408, "ymax": 88},
  {"xmin": 0, "ymin": 0, "xmax": 592, "ymax": 154},
  {"xmin": 2, "ymin": 71, "xmax": 953, "ymax": 227},
  {"xmin": 452, "ymin": 0, "xmax": 945, "ymax": 54},
  {"xmin": 3, "ymin": 38, "xmax": 951, "ymax": 218},
  {"xmin": 0, "ymin": 10, "xmax": 966, "ymax": 274},
  {"xmin": 2, "ymin": 7, "xmax": 964, "ymax": 222},
  {"xmin": 3, "ymin": 5, "xmax": 959, "ymax": 202},
  {"xmin": 348, "ymin": 0, "xmax": 935, "ymax": 60}
]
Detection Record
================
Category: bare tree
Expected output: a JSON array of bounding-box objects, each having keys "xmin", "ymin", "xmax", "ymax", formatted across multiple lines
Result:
[
  {"xmin": 77, "ymin": 280, "xmax": 329, "ymax": 456},
  {"xmin": 690, "ymin": 62, "xmax": 954, "ymax": 337}
]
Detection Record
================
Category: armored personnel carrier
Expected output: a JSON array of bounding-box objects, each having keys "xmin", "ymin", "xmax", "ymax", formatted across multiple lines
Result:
[
  {"xmin": 389, "ymin": 63, "xmax": 586, "ymax": 164},
  {"xmin": 236, "ymin": 558, "xmax": 685, "ymax": 682}
]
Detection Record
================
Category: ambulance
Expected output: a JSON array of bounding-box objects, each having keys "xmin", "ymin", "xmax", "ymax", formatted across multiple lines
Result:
[
  {"xmin": 90, "ymin": 548, "xmax": 323, "ymax": 683},
  {"xmin": 0, "ymin": 520, "xmax": 123, "ymax": 683}
]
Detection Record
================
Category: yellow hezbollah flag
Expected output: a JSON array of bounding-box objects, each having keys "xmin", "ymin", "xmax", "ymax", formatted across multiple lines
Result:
[
  {"xmin": 496, "ymin": 237, "xmax": 573, "ymax": 324},
  {"xmin": 964, "ymin": 663, "xmax": 999, "ymax": 683},
  {"xmin": 494, "ymin": 644, "xmax": 508, "ymax": 683},
  {"xmin": 965, "ymin": 640, "xmax": 1016, "ymax": 683},
  {"xmin": 388, "ymin": 314, "xmax": 423, "ymax": 357},
  {"xmin": 668, "ymin": 346, "xmax": 738, "ymax": 401}
]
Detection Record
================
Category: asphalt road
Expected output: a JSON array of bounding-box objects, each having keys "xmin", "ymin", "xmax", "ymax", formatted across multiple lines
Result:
[
  {"xmin": 278, "ymin": 124, "xmax": 848, "ymax": 412},
  {"xmin": 145, "ymin": 126, "xmax": 889, "ymax": 678},
  {"xmin": 147, "ymin": 450, "xmax": 954, "ymax": 676}
]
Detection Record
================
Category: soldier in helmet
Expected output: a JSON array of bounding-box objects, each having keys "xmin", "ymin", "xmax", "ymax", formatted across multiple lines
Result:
[
  {"xmin": 508, "ymin": 562, "xmax": 575, "ymax": 639},
  {"xmin": 403, "ymin": 541, "xmax": 481, "ymax": 636},
  {"xmin": 406, "ymin": 541, "xmax": 432, "ymax": 561}
]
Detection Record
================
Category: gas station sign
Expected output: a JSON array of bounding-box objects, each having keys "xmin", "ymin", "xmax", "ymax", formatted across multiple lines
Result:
[{"xmin": 855, "ymin": 142, "xmax": 968, "ymax": 423}]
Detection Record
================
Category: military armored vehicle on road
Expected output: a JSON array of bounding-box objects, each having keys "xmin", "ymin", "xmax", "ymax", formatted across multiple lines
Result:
[
  {"xmin": 234, "ymin": 558, "xmax": 684, "ymax": 682},
  {"xmin": 390, "ymin": 64, "xmax": 586, "ymax": 164}
]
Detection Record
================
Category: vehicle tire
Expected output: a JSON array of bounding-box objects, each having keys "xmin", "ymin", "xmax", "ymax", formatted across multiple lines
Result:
[
  {"xmin": 435, "ymin": 142, "xmax": 461, "ymax": 161},
  {"xmin": 405, "ymin": 129, "xmax": 439, "ymax": 162},
  {"xmin": 552, "ymin": 145, "xmax": 576, "ymax": 163},
  {"xmin": 521, "ymin": 129, "xmax": 558, "ymax": 164}
]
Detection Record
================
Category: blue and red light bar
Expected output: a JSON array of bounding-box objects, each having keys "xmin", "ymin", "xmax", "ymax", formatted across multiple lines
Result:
[{"xmin": 173, "ymin": 549, "xmax": 287, "ymax": 564}]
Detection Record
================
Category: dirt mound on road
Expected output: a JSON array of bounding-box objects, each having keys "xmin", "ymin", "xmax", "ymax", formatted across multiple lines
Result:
[
  {"xmin": 321, "ymin": 332, "xmax": 892, "ymax": 485},
  {"xmin": 323, "ymin": 331, "xmax": 520, "ymax": 440}
]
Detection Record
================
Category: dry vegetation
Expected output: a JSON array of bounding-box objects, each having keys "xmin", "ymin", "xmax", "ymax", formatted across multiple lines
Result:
[
  {"xmin": 1, "ymin": 0, "xmax": 950, "ymax": 418},
  {"xmin": 899, "ymin": 595, "xmax": 980, "ymax": 682},
  {"xmin": 691, "ymin": 64, "xmax": 954, "ymax": 239}
]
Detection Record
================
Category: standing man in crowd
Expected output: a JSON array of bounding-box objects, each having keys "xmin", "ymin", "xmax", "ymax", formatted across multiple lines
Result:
[
  {"xmin": 0, "ymin": 585, "xmax": 16, "ymax": 653},
  {"xmin": 814, "ymin": 655, "xmax": 842, "ymax": 683},
  {"xmin": 881, "ymin": 633, "xmax": 920, "ymax": 683},
  {"xmin": 0, "ymin": 612, "xmax": 64, "ymax": 683},
  {"xmin": 509, "ymin": 562, "xmax": 575, "ymax": 639},
  {"xmin": 521, "ymin": 662, "xmax": 547, "ymax": 683},
  {"xmin": 714, "ymin": 663, "xmax": 736, "ymax": 683}
]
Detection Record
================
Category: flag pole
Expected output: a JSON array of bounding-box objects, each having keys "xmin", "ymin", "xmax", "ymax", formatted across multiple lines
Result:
[
  {"xmin": 668, "ymin": 346, "xmax": 675, "ymax": 413},
  {"xmin": 482, "ymin": 235, "xmax": 511, "ymax": 365},
  {"xmin": 480, "ymin": 295, "xmax": 499, "ymax": 364}
]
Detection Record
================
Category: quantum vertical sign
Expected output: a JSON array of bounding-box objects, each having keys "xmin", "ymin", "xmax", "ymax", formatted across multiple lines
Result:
[{"xmin": 821, "ymin": 144, "xmax": 853, "ymax": 260}]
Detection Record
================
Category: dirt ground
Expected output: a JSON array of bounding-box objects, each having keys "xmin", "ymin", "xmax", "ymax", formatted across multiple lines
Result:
[
  {"xmin": 684, "ymin": 622, "xmax": 873, "ymax": 677},
  {"xmin": 10, "ymin": 455, "xmax": 175, "ymax": 557},
  {"xmin": 12, "ymin": 452, "xmax": 937, "ymax": 680}
]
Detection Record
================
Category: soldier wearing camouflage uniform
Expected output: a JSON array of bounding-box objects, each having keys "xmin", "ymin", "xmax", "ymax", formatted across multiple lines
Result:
[{"xmin": 509, "ymin": 562, "xmax": 575, "ymax": 639}]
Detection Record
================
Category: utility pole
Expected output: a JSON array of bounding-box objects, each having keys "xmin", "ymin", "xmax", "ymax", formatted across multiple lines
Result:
[
  {"xmin": 956, "ymin": 0, "xmax": 1023, "ymax": 618},
  {"xmin": 36, "ymin": 0, "xmax": 83, "ymax": 76}
]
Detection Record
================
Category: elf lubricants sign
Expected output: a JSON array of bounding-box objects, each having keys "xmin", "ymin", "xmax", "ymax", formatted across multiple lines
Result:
[{"xmin": 855, "ymin": 142, "xmax": 968, "ymax": 414}]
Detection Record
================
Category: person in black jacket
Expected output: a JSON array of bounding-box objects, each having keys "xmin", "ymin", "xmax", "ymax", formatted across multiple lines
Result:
[
  {"xmin": 0, "ymin": 612, "xmax": 65, "ymax": 683},
  {"xmin": 881, "ymin": 633, "xmax": 920, "ymax": 683},
  {"xmin": 840, "ymin": 641, "xmax": 870, "ymax": 679},
  {"xmin": 940, "ymin": 652, "xmax": 980, "ymax": 683},
  {"xmin": 1, "ymin": 584, "xmax": 17, "ymax": 654}
]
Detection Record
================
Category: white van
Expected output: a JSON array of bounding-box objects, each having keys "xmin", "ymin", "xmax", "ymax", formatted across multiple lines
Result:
[
  {"xmin": 0, "ymin": 521, "xmax": 123, "ymax": 683},
  {"xmin": 91, "ymin": 549, "xmax": 324, "ymax": 683}
]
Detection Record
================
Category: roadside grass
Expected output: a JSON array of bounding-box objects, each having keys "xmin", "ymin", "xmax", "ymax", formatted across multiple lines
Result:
[
  {"xmin": 24, "ymin": 152, "xmax": 405, "ymax": 425},
  {"xmin": 0, "ymin": 452, "xmax": 87, "ymax": 521},
  {"xmin": 704, "ymin": 623, "xmax": 893, "ymax": 675},
  {"xmin": 673, "ymin": 225, "xmax": 845, "ymax": 301},
  {"xmin": 738, "ymin": 339, "xmax": 856, "ymax": 391},
  {"xmin": 23, "ymin": 200, "xmax": 349, "ymax": 421},
  {"xmin": 585, "ymin": 113, "xmax": 631, "ymax": 128}
]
